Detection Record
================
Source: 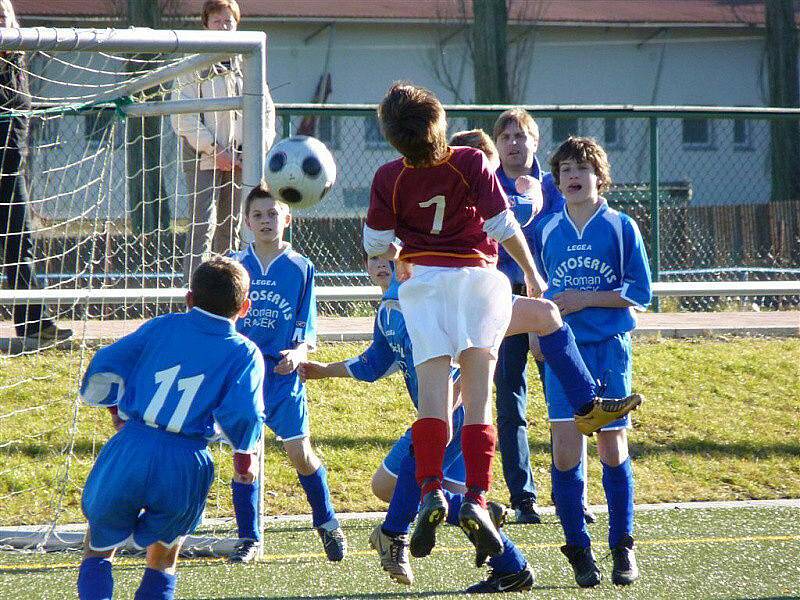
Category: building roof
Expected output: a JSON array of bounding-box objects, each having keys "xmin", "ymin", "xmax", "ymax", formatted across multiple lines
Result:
[{"xmin": 14, "ymin": 0, "xmax": 800, "ymax": 27}]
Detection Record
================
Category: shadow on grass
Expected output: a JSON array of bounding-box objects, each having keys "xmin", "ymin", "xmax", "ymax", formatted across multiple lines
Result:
[
  {"xmin": 630, "ymin": 437, "xmax": 800, "ymax": 460},
  {"xmin": 191, "ymin": 588, "xmax": 575, "ymax": 600},
  {"xmin": 4, "ymin": 435, "xmax": 798, "ymax": 462}
]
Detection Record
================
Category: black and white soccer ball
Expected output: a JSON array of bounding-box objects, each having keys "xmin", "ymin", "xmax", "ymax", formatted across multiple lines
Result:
[{"xmin": 265, "ymin": 135, "xmax": 336, "ymax": 210}]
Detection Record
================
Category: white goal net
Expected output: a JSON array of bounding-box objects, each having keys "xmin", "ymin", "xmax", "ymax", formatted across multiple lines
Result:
[{"xmin": 0, "ymin": 27, "xmax": 268, "ymax": 556}]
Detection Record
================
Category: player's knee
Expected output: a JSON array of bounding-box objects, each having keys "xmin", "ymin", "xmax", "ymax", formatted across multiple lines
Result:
[
  {"xmin": 284, "ymin": 439, "xmax": 319, "ymax": 476},
  {"xmin": 233, "ymin": 452, "xmax": 258, "ymax": 484},
  {"xmin": 371, "ymin": 470, "xmax": 394, "ymax": 503},
  {"xmin": 596, "ymin": 429, "xmax": 629, "ymax": 467},
  {"xmin": 537, "ymin": 299, "xmax": 563, "ymax": 334}
]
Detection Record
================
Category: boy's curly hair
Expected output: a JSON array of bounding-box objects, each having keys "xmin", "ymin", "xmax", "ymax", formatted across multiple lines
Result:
[{"xmin": 549, "ymin": 136, "xmax": 612, "ymax": 193}]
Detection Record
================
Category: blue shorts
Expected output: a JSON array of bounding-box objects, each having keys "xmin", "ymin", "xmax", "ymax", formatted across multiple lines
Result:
[
  {"xmin": 544, "ymin": 333, "xmax": 632, "ymax": 430},
  {"xmin": 263, "ymin": 360, "xmax": 308, "ymax": 442},
  {"xmin": 82, "ymin": 420, "xmax": 214, "ymax": 551},
  {"xmin": 382, "ymin": 405, "xmax": 466, "ymax": 486}
]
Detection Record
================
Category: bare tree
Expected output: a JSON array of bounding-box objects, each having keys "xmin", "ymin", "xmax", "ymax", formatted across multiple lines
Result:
[
  {"xmin": 112, "ymin": 0, "xmax": 189, "ymax": 235},
  {"xmin": 765, "ymin": 0, "xmax": 800, "ymax": 203},
  {"xmin": 426, "ymin": 0, "xmax": 549, "ymax": 105}
]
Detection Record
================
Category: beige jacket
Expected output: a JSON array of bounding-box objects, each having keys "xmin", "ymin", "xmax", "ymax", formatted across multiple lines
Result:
[{"xmin": 171, "ymin": 57, "xmax": 276, "ymax": 171}]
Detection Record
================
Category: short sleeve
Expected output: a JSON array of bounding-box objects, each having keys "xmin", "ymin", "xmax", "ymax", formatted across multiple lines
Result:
[
  {"xmin": 471, "ymin": 151, "xmax": 509, "ymax": 221},
  {"xmin": 619, "ymin": 218, "xmax": 652, "ymax": 310}
]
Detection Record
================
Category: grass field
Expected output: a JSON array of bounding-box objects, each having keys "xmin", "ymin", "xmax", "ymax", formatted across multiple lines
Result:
[
  {"xmin": 1, "ymin": 337, "xmax": 799, "ymax": 527},
  {"xmin": 1, "ymin": 504, "xmax": 799, "ymax": 599}
]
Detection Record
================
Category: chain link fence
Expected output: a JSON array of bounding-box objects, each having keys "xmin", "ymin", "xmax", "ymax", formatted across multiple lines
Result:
[
  {"xmin": 18, "ymin": 105, "xmax": 800, "ymax": 315},
  {"xmin": 280, "ymin": 105, "xmax": 800, "ymax": 312}
]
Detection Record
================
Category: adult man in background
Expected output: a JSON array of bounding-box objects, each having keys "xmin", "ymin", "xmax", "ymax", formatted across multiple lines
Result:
[
  {"xmin": 492, "ymin": 108, "xmax": 565, "ymax": 524},
  {"xmin": 171, "ymin": 0, "xmax": 276, "ymax": 285}
]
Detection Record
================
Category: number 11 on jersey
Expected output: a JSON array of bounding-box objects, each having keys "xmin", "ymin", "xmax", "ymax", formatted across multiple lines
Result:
[{"xmin": 419, "ymin": 195, "xmax": 445, "ymax": 235}]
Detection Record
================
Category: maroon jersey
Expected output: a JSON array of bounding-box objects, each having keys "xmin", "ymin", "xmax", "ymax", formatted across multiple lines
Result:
[{"xmin": 367, "ymin": 147, "xmax": 509, "ymax": 267}]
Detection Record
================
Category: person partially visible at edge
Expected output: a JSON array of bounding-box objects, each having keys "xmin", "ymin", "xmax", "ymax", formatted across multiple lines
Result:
[{"xmin": 0, "ymin": 0, "xmax": 72, "ymax": 343}]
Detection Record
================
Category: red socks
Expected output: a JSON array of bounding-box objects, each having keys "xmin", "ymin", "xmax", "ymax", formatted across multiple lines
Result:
[
  {"xmin": 462, "ymin": 423, "xmax": 496, "ymax": 508},
  {"xmin": 412, "ymin": 418, "xmax": 448, "ymax": 495}
]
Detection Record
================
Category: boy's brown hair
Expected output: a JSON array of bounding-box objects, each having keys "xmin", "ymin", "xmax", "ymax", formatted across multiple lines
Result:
[
  {"xmin": 244, "ymin": 181, "xmax": 284, "ymax": 217},
  {"xmin": 202, "ymin": 0, "xmax": 241, "ymax": 26},
  {"xmin": 549, "ymin": 136, "xmax": 612, "ymax": 193},
  {"xmin": 449, "ymin": 129, "xmax": 498, "ymax": 165},
  {"xmin": 190, "ymin": 256, "xmax": 250, "ymax": 318},
  {"xmin": 492, "ymin": 108, "xmax": 539, "ymax": 142},
  {"xmin": 378, "ymin": 83, "xmax": 447, "ymax": 167}
]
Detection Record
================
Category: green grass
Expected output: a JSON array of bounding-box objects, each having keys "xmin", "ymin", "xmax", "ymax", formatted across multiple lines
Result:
[
  {"xmin": 1, "ymin": 337, "xmax": 799, "ymax": 527},
  {"xmin": 1, "ymin": 505, "xmax": 799, "ymax": 598}
]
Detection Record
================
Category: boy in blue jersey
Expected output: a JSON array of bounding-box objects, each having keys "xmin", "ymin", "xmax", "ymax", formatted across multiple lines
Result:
[
  {"xmin": 532, "ymin": 137, "xmax": 652, "ymax": 587},
  {"xmin": 230, "ymin": 182, "xmax": 346, "ymax": 563},
  {"xmin": 77, "ymin": 257, "xmax": 265, "ymax": 600},
  {"xmin": 301, "ymin": 256, "xmax": 535, "ymax": 593}
]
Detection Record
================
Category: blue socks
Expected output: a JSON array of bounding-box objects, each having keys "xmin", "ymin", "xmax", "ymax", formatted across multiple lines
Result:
[
  {"xmin": 383, "ymin": 453, "xmax": 421, "ymax": 535},
  {"xmin": 489, "ymin": 530, "xmax": 527, "ymax": 575},
  {"xmin": 538, "ymin": 325, "xmax": 596, "ymax": 414},
  {"xmin": 231, "ymin": 480, "xmax": 260, "ymax": 541},
  {"xmin": 552, "ymin": 462, "xmax": 590, "ymax": 548},
  {"xmin": 602, "ymin": 458, "xmax": 634, "ymax": 549},
  {"xmin": 298, "ymin": 465, "xmax": 336, "ymax": 529},
  {"xmin": 77, "ymin": 557, "xmax": 113, "ymax": 600},
  {"xmin": 134, "ymin": 568, "xmax": 176, "ymax": 600}
]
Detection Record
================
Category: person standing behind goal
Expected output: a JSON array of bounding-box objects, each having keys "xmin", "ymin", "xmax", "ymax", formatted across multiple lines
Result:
[
  {"xmin": 0, "ymin": 0, "xmax": 71, "ymax": 343},
  {"xmin": 170, "ymin": 0, "xmax": 276, "ymax": 284}
]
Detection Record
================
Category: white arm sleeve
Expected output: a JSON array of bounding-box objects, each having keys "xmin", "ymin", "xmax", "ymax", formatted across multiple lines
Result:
[
  {"xmin": 483, "ymin": 209, "xmax": 521, "ymax": 243},
  {"xmin": 363, "ymin": 224, "xmax": 396, "ymax": 257}
]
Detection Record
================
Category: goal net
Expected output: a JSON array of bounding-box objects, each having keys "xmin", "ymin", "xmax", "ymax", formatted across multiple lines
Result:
[{"xmin": 0, "ymin": 27, "xmax": 268, "ymax": 556}]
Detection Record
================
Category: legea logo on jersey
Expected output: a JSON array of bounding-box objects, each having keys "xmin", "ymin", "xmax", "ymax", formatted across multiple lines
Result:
[{"xmin": 551, "ymin": 255, "xmax": 617, "ymax": 290}]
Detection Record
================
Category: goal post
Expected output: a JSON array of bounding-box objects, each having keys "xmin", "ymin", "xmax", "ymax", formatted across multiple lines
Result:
[{"xmin": 0, "ymin": 26, "xmax": 269, "ymax": 556}]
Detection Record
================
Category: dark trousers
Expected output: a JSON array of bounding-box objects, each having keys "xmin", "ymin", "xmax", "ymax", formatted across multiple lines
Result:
[
  {"xmin": 0, "ymin": 149, "xmax": 53, "ymax": 336},
  {"xmin": 494, "ymin": 332, "xmax": 538, "ymax": 506}
]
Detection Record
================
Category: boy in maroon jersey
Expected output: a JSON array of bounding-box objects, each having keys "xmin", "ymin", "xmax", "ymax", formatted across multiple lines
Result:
[{"xmin": 363, "ymin": 83, "xmax": 643, "ymax": 563}]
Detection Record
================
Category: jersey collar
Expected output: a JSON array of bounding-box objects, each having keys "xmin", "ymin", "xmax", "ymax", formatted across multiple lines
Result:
[
  {"xmin": 562, "ymin": 200, "xmax": 608, "ymax": 240},
  {"xmin": 189, "ymin": 307, "xmax": 237, "ymax": 334},
  {"xmin": 247, "ymin": 242, "xmax": 291, "ymax": 276}
]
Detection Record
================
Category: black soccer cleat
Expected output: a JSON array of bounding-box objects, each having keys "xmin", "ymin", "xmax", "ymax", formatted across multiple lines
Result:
[
  {"xmin": 465, "ymin": 564, "xmax": 535, "ymax": 594},
  {"xmin": 512, "ymin": 497, "xmax": 542, "ymax": 525},
  {"xmin": 583, "ymin": 507, "xmax": 598, "ymax": 524},
  {"xmin": 317, "ymin": 525, "xmax": 347, "ymax": 562},
  {"xmin": 560, "ymin": 543, "xmax": 602, "ymax": 587},
  {"xmin": 459, "ymin": 499, "xmax": 504, "ymax": 567},
  {"xmin": 410, "ymin": 488, "xmax": 448, "ymax": 558},
  {"xmin": 611, "ymin": 535, "xmax": 639, "ymax": 585},
  {"xmin": 228, "ymin": 538, "xmax": 258, "ymax": 564}
]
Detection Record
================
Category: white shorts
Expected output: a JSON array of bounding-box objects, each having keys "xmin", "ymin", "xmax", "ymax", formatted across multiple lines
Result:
[{"xmin": 398, "ymin": 265, "xmax": 512, "ymax": 366}]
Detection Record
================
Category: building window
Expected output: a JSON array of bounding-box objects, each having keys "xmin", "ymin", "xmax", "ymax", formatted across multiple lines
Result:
[
  {"xmin": 317, "ymin": 115, "xmax": 339, "ymax": 150},
  {"xmin": 552, "ymin": 117, "xmax": 580, "ymax": 144},
  {"xmin": 682, "ymin": 118, "xmax": 714, "ymax": 149},
  {"xmin": 733, "ymin": 119, "xmax": 752, "ymax": 150},
  {"xmin": 365, "ymin": 115, "xmax": 389, "ymax": 149},
  {"xmin": 604, "ymin": 118, "xmax": 624, "ymax": 149}
]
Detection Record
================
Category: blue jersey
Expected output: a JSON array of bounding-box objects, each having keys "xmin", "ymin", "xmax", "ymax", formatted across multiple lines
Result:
[
  {"xmin": 532, "ymin": 202, "xmax": 652, "ymax": 343},
  {"xmin": 234, "ymin": 243, "xmax": 318, "ymax": 360},
  {"xmin": 496, "ymin": 158, "xmax": 566, "ymax": 285},
  {"xmin": 80, "ymin": 308, "xmax": 266, "ymax": 452},
  {"xmin": 345, "ymin": 279, "xmax": 457, "ymax": 407}
]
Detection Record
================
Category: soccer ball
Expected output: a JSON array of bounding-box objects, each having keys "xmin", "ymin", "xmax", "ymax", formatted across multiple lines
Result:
[{"xmin": 264, "ymin": 135, "xmax": 336, "ymax": 210}]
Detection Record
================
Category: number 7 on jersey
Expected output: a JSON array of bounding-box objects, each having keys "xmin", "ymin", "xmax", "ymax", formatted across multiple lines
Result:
[{"xmin": 418, "ymin": 195, "xmax": 445, "ymax": 235}]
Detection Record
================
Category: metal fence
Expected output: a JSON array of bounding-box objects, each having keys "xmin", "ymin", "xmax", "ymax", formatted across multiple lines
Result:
[
  {"xmin": 21, "ymin": 104, "xmax": 800, "ymax": 313},
  {"xmin": 278, "ymin": 104, "xmax": 800, "ymax": 311}
]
